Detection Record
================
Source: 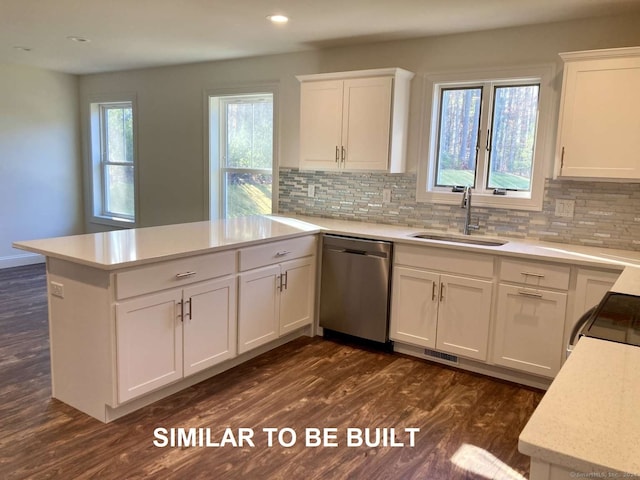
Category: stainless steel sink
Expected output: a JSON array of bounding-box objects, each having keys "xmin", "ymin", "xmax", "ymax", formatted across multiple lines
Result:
[{"xmin": 410, "ymin": 232, "xmax": 508, "ymax": 247}]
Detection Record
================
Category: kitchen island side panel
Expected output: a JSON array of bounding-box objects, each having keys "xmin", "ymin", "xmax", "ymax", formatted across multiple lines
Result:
[{"xmin": 47, "ymin": 258, "xmax": 115, "ymax": 421}]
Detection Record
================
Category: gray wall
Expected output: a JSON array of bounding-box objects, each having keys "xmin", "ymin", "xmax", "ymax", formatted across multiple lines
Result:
[
  {"xmin": 77, "ymin": 13, "xmax": 640, "ymax": 246},
  {"xmin": 0, "ymin": 64, "xmax": 83, "ymax": 267}
]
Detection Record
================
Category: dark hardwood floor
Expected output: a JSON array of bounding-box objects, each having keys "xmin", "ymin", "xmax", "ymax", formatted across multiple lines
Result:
[{"xmin": 0, "ymin": 264, "xmax": 543, "ymax": 479}]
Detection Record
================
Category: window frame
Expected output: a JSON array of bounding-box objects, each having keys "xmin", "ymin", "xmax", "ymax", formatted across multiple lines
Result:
[
  {"xmin": 219, "ymin": 94, "xmax": 274, "ymax": 218},
  {"xmin": 417, "ymin": 65, "xmax": 556, "ymax": 211},
  {"xmin": 205, "ymin": 84, "xmax": 279, "ymax": 220},
  {"xmin": 85, "ymin": 93, "xmax": 139, "ymax": 227}
]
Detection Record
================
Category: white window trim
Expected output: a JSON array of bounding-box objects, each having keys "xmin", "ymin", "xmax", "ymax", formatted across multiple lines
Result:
[
  {"xmin": 204, "ymin": 83, "xmax": 279, "ymax": 220},
  {"xmin": 84, "ymin": 92, "xmax": 139, "ymax": 228},
  {"xmin": 417, "ymin": 64, "xmax": 556, "ymax": 211}
]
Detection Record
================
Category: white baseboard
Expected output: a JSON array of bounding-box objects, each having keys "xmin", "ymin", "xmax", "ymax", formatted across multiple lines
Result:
[{"xmin": 0, "ymin": 252, "xmax": 45, "ymax": 269}]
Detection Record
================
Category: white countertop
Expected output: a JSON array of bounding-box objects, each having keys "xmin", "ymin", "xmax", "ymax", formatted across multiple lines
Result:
[
  {"xmin": 12, "ymin": 216, "xmax": 321, "ymax": 269},
  {"xmin": 519, "ymin": 336, "xmax": 640, "ymax": 475},
  {"xmin": 288, "ymin": 215, "xmax": 640, "ymax": 270},
  {"xmin": 13, "ymin": 214, "xmax": 640, "ymax": 271}
]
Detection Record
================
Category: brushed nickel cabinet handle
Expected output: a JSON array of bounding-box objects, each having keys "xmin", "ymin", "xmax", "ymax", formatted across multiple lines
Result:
[
  {"xmin": 518, "ymin": 289, "xmax": 543, "ymax": 298},
  {"xmin": 176, "ymin": 271, "xmax": 196, "ymax": 279},
  {"xmin": 275, "ymin": 250, "xmax": 291, "ymax": 257},
  {"xmin": 432, "ymin": 282, "xmax": 437, "ymax": 302},
  {"xmin": 439, "ymin": 283, "xmax": 445, "ymax": 301},
  {"xmin": 521, "ymin": 271, "xmax": 545, "ymax": 278}
]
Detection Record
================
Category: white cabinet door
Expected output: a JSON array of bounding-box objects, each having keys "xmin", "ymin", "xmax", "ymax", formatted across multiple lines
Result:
[
  {"xmin": 279, "ymin": 257, "xmax": 315, "ymax": 336},
  {"xmin": 116, "ymin": 290, "xmax": 183, "ymax": 403},
  {"xmin": 389, "ymin": 266, "xmax": 439, "ymax": 348},
  {"xmin": 436, "ymin": 274, "xmax": 493, "ymax": 362},
  {"xmin": 558, "ymin": 52, "xmax": 640, "ymax": 179},
  {"xmin": 238, "ymin": 265, "xmax": 280, "ymax": 354},
  {"xmin": 493, "ymin": 284, "xmax": 567, "ymax": 378},
  {"xmin": 573, "ymin": 269, "xmax": 619, "ymax": 315},
  {"xmin": 342, "ymin": 77, "xmax": 392, "ymax": 171},
  {"xmin": 299, "ymin": 80, "xmax": 343, "ymax": 170},
  {"xmin": 183, "ymin": 276, "xmax": 237, "ymax": 377}
]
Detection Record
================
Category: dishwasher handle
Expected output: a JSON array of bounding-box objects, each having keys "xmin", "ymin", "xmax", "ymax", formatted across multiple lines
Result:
[{"xmin": 324, "ymin": 247, "xmax": 389, "ymax": 259}]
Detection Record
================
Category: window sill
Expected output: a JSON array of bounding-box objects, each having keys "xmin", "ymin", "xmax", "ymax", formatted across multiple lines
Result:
[
  {"xmin": 89, "ymin": 215, "xmax": 136, "ymax": 229},
  {"xmin": 416, "ymin": 190, "xmax": 543, "ymax": 212}
]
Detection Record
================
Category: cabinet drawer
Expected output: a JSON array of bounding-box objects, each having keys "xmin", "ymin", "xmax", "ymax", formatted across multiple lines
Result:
[
  {"xmin": 239, "ymin": 236, "xmax": 317, "ymax": 271},
  {"xmin": 394, "ymin": 244, "xmax": 494, "ymax": 278},
  {"xmin": 499, "ymin": 258, "xmax": 570, "ymax": 290},
  {"xmin": 116, "ymin": 250, "xmax": 236, "ymax": 300}
]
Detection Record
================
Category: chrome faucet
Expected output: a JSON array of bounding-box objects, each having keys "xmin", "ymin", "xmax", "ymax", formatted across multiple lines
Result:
[{"xmin": 460, "ymin": 186, "xmax": 479, "ymax": 235}]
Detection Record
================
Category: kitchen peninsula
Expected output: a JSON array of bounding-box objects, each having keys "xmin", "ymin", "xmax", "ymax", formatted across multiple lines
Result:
[
  {"xmin": 13, "ymin": 216, "xmax": 322, "ymax": 422},
  {"xmin": 13, "ymin": 214, "xmax": 640, "ymax": 443}
]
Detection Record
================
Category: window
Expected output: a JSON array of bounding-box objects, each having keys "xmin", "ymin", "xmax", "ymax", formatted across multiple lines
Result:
[
  {"xmin": 87, "ymin": 95, "xmax": 137, "ymax": 225},
  {"xmin": 418, "ymin": 66, "xmax": 554, "ymax": 211},
  {"xmin": 208, "ymin": 89, "xmax": 276, "ymax": 219}
]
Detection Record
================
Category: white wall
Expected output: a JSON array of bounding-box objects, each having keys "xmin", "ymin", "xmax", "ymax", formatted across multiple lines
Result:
[
  {"xmin": 0, "ymin": 64, "xmax": 83, "ymax": 268},
  {"xmin": 79, "ymin": 13, "xmax": 640, "ymax": 230}
]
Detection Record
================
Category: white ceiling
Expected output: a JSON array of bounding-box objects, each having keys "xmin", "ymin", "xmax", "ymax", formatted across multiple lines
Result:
[{"xmin": 2, "ymin": 0, "xmax": 640, "ymax": 75}]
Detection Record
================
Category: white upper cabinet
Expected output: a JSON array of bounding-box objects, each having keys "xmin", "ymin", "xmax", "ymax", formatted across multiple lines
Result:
[
  {"xmin": 297, "ymin": 68, "xmax": 414, "ymax": 173},
  {"xmin": 556, "ymin": 46, "xmax": 640, "ymax": 180}
]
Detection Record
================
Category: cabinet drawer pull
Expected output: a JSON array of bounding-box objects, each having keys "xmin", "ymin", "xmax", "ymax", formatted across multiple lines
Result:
[
  {"xmin": 176, "ymin": 271, "xmax": 196, "ymax": 279},
  {"xmin": 275, "ymin": 250, "xmax": 291, "ymax": 257},
  {"xmin": 521, "ymin": 271, "xmax": 545, "ymax": 278},
  {"xmin": 518, "ymin": 289, "xmax": 543, "ymax": 298}
]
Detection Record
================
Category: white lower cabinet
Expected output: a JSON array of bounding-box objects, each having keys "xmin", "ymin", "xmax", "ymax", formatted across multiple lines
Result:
[
  {"xmin": 492, "ymin": 285, "xmax": 567, "ymax": 378},
  {"xmin": 116, "ymin": 276, "xmax": 236, "ymax": 403},
  {"xmin": 237, "ymin": 265, "xmax": 280, "ymax": 354},
  {"xmin": 238, "ymin": 256, "xmax": 315, "ymax": 354},
  {"xmin": 390, "ymin": 266, "xmax": 493, "ymax": 361}
]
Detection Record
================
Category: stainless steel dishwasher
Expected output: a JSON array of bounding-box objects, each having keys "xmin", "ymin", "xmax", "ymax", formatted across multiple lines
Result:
[{"xmin": 319, "ymin": 234, "xmax": 393, "ymax": 343}]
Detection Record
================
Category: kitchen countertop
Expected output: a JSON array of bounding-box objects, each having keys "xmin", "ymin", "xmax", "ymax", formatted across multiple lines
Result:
[
  {"xmin": 519, "ymin": 335, "xmax": 640, "ymax": 476},
  {"xmin": 12, "ymin": 216, "xmax": 321, "ymax": 269},
  {"xmin": 13, "ymin": 214, "xmax": 640, "ymax": 270},
  {"xmin": 288, "ymin": 215, "xmax": 640, "ymax": 269}
]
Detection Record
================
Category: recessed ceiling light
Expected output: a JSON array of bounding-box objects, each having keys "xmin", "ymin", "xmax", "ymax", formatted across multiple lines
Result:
[
  {"xmin": 67, "ymin": 35, "xmax": 90, "ymax": 43},
  {"xmin": 267, "ymin": 14, "xmax": 289, "ymax": 24}
]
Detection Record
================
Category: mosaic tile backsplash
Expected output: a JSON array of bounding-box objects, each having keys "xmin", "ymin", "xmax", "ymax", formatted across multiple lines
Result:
[{"xmin": 278, "ymin": 168, "xmax": 640, "ymax": 251}]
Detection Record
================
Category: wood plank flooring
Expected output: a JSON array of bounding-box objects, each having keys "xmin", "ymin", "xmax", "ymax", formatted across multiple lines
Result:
[{"xmin": 0, "ymin": 264, "xmax": 544, "ymax": 479}]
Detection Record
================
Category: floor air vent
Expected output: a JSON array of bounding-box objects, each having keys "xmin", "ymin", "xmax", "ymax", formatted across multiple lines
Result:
[{"xmin": 424, "ymin": 348, "xmax": 459, "ymax": 364}]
